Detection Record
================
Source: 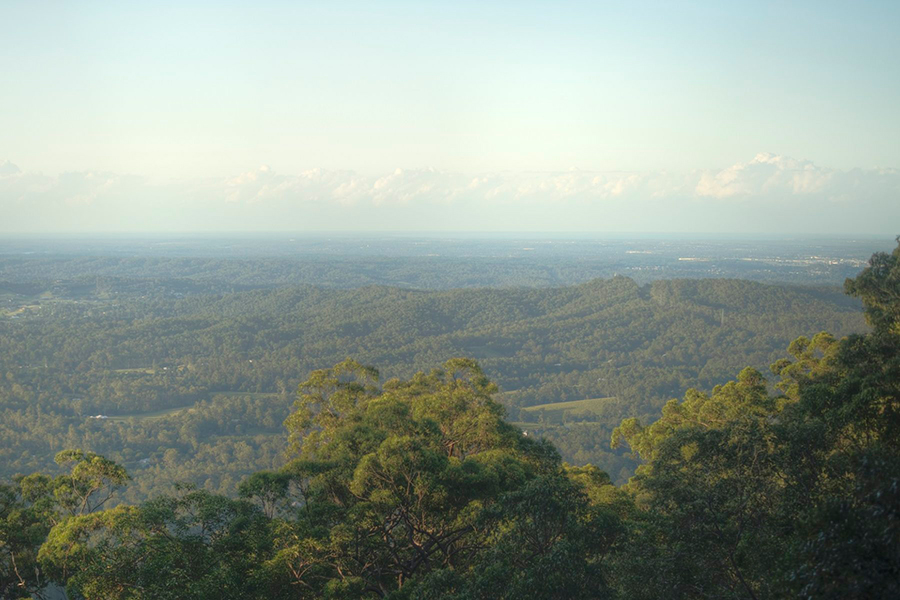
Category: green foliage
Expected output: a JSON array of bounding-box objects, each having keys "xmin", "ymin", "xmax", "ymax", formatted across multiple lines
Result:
[
  {"xmin": 39, "ymin": 487, "xmax": 275, "ymax": 600},
  {"xmin": 0, "ymin": 450, "xmax": 129, "ymax": 598},
  {"xmin": 844, "ymin": 236, "xmax": 900, "ymax": 335},
  {"xmin": 3, "ymin": 362, "xmax": 622, "ymax": 599},
  {"xmin": 0, "ymin": 239, "xmax": 897, "ymax": 598},
  {"xmin": 284, "ymin": 358, "xmax": 381, "ymax": 454},
  {"xmin": 611, "ymin": 368, "xmax": 784, "ymax": 599},
  {"xmin": 238, "ymin": 471, "xmax": 292, "ymax": 518},
  {"xmin": 395, "ymin": 472, "xmax": 621, "ymax": 600},
  {"xmin": 271, "ymin": 358, "xmax": 620, "ymax": 598},
  {"xmin": 0, "ymin": 275, "xmax": 865, "ymax": 496},
  {"xmin": 608, "ymin": 237, "xmax": 900, "ymax": 599},
  {"xmin": 0, "ymin": 478, "xmax": 54, "ymax": 598},
  {"xmin": 52, "ymin": 450, "xmax": 131, "ymax": 517}
]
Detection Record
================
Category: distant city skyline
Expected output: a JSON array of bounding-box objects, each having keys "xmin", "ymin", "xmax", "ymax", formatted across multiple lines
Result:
[{"xmin": 2, "ymin": 1, "xmax": 898, "ymax": 233}]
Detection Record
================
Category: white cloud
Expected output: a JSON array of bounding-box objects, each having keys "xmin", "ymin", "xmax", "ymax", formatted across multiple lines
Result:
[
  {"xmin": 693, "ymin": 152, "xmax": 890, "ymax": 200},
  {"xmin": 1, "ymin": 154, "xmax": 898, "ymax": 233}
]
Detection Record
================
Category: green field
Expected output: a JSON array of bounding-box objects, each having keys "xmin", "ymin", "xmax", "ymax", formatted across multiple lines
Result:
[
  {"xmin": 520, "ymin": 397, "xmax": 615, "ymax": 421},
  {"xmin": 210, "ymin": 392, "xmax": 279, "ymax": 398},
  {"xmin": 1, "ymin": 304, "xmax": 42, "ymax": 317},
  {"xmin": 101, "ymin": 392, "xmax": 280, "ymax": 422},
  {"xmin": 467, "ymin": 345, "xmax": 507, "ymax": 359},
  {"xmin": 103, "ymin": 406, "xmax": 191, "ymax": 422}
]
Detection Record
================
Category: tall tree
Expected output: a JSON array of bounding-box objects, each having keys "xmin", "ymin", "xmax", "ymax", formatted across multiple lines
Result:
[
  {"xmin": 39, "ymin": 486, "xmax": 275, "ymax": 600},
  {"xmin": 275, "ymin": 358, "xmax": 620, "ymax": 598}
]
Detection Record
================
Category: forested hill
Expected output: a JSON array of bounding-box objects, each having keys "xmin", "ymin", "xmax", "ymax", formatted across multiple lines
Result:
[
  {"xmin": 3, "ymin": 241, "xmax": 899, "ymax": 600},
  {"xmin": 0, "ymin": 276, "xmax": 865, "ymax": 498}
]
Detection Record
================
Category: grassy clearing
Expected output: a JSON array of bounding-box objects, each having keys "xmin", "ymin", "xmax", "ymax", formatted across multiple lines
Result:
[
  {"xmin": 467, "ymin": 345, "xmax": 507, "ymax": 359},
  {"xmin": 96, "ymin": 391, "xmax": 280, "ymax": 423},
  {"xmin": 104, "ymin": 406, "xmax": 190, "ymax": 422},
  {"xmin": 2, "ymin": 304, "xmax": 42, "ymax": 317},
  {"xmin": 210, "ymin": 391, "xmax": 279, "ymax": 398},
  {"xmin": 520, "ymin": 397, "xmax": 615, "ymax": 419}
]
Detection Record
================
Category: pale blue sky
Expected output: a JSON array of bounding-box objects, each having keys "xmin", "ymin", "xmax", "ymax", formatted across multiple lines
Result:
[{"xmin": 1, "ymin": 1, "xmax": 898, "ymax": 233}]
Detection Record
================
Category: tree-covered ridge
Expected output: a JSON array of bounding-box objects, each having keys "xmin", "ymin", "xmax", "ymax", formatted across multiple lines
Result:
[
  {"xmin": 1, "ymin": 239, "xmax": 898, "ymax": 599},
  {"xmin": 0, "ymin": 277, "xmax": 865, "ymax": 498}
]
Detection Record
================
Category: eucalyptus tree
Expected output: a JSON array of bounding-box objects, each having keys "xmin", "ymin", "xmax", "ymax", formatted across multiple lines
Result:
[{"xmin": 274, "ymin": 358, "xmax": 622, "ymax": 598}]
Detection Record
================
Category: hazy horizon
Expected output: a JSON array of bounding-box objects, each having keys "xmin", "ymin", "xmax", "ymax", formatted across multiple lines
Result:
[{"xmin": 3, "ymin": 1, "xmax": 898, "ymax": 234}]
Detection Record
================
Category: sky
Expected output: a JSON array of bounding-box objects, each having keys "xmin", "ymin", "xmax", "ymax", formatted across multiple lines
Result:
[{"xmin": 1, "ymin": 0, "xmax": 898, "ymax": 234}]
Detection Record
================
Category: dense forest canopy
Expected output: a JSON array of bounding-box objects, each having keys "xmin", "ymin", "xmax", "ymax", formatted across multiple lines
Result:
[
  {"xmin": 0, "ymin": 272, "xmax": 865, "ymax": 498},
  {"xmin": 0, "ymin": 238, "xmax": 898, "ymax": 599}
]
